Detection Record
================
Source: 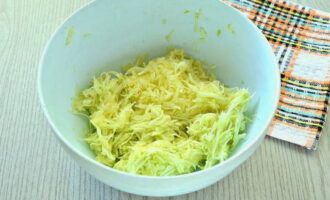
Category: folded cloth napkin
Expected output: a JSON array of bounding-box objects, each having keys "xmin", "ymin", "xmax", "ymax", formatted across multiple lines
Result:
[{"xmin": 222, "ymin": 0, "xmax": 330, "ymax": 149}]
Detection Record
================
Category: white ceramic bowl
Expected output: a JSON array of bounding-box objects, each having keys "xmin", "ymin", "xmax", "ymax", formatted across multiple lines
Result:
[{"xmin": 38, "ymin": 0, "xmax": 280, "ymax": 197}]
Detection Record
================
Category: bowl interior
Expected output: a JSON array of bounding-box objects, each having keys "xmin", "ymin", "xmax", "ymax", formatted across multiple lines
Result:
[{"xmin": 39, "ymin": 0, "xmax": 279, "ymax": 169}]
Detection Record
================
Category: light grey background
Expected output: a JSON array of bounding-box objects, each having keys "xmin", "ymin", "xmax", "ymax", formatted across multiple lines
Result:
[{"xmin": 0, "ymin": 0, "xmax": 329, "ymax": 199}]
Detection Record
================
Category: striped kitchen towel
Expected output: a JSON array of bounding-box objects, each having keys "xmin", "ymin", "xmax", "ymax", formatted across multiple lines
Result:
[{"xmin": 223, "ymin": 0, "xmax": 330, "ymax": 149}]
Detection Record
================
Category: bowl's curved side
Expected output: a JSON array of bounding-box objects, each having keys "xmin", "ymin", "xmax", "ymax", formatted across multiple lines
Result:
[
  {"xmin": 38, "ymin": 0, "xmax": 280, "ymax": 197},
  {"xmin": 59, "ymin": 133, "xmax": 265, "ymax": 196}
]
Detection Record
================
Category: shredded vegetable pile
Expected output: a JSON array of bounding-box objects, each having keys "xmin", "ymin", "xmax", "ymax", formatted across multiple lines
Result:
[{"xmin": 74, "ymin": 49, "xmax": 250, "ymax": 176}]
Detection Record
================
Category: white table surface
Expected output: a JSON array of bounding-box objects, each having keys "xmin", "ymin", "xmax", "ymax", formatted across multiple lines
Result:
[{"xmin": 0, "ymin": 0, "xmax": 329, "ymax": 199}]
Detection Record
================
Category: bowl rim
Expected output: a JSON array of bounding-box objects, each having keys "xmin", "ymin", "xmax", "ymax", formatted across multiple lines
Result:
[{"xmin": 38, "ymin": 0, "xmax": 281, "ymax": 180}]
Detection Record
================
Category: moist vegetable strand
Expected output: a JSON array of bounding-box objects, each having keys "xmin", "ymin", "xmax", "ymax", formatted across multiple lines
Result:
[{"xmin": 74, "ymin": 49, "xmax": 250, "ymax": 176}]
